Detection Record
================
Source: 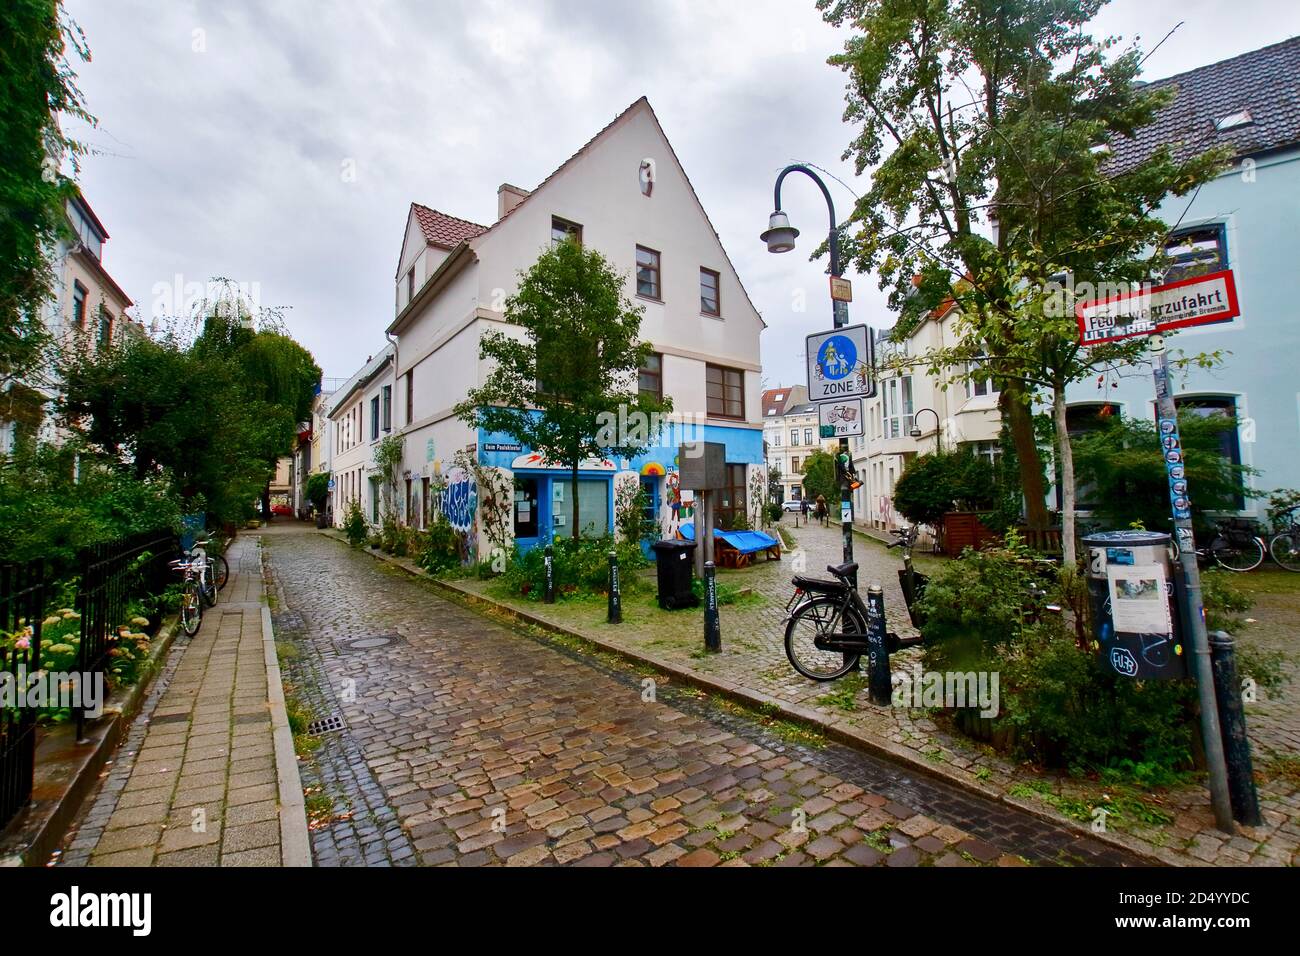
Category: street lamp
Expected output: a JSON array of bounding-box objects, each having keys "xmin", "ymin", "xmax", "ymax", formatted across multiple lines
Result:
[
  {"xmin": 910, "ymin": 407, "xmax": 942, "ymax": 451},
  {"xmin": 761, "ymin": 163, "xmax": 855, "ymax": 582}
]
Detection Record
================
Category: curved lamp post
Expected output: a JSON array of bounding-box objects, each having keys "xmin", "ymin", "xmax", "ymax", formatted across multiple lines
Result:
[
  {"xmin": 910, "ymin": 407, "xmax": 942, "ymax": 452},
  {"xmin": 761, "ymin": 164, "xmax": 854, "ymax": 581}
]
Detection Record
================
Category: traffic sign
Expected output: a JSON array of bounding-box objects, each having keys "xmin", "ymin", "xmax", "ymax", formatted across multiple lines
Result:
[
  {"xmin": 1076, "ymin": 270, "xmax": 1240, "ymax": 346},
  {"xmin": 818, "ymin": 398, "xmax": 864, "ymax": 438},
  {"xmin": 829, "ymin": 275, "xmax": 853, "ymax": 302},
  {"xmin": 806, "ymin": 323, "xmax": 874, "ymax": 401}
]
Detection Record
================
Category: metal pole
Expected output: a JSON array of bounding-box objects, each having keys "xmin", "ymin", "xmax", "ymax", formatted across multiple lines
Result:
[
  {"xmin": 607, "ymin": 550, "xmax": 622, "ymax": 624},
  {"xmin": 703, "ymin": 560, "xmax": 721, "ymax": 653},
  {"xmin": 1151, "ymin": 338, "xmax": 1233, "ymax": 833},
  {"xmin": 864, "ymin": 584, "xmax": 891, "ymax": 705},
  {"xmin": 543, "ymin": 544, "xmax": 555, "ymax": 605},
  {"xmin": 1209, "ymin": 631, "xmax": 1262, "ymax": 826}
]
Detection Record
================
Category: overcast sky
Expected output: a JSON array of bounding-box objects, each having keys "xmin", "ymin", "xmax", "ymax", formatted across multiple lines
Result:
[{"xmin": 63, "ymin": 0, "xmax": 1300, "ymax": 387}]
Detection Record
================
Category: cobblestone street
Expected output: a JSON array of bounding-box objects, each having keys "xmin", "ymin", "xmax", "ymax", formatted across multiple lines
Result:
[{"xmin": 263, "ymin": 525, "xmax": 1135, "ymax": 867}]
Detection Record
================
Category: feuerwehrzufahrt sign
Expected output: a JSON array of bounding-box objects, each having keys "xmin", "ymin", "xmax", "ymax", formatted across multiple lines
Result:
[
  {"xmin": 1076, "ymin": 270, "xmax": 1240, "ymax": 346},
  {"xmin": 806, "ymin": 323, "xmax": 874, "ymax": 401}
]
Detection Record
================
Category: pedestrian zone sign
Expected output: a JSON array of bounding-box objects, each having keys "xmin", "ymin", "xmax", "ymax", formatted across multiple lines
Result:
[
  {"xmin": 1076, "ymin": 270, "xmax": 1240, "ymax": 346},
  {"xmin": 806, "ymin": 323, "xmax": 874, "ymax": 401}
]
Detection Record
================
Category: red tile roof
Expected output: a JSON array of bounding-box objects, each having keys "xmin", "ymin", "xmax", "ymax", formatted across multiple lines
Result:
[{"xmin": 411, "ymin": 203, "xmax": 487, "ymax": 249}]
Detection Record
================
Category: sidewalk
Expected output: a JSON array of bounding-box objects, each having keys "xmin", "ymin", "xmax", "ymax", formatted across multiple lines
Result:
[
  {"xmin": 345, "ymin": 522, "xmax": 1298, "ymax": 867},
  {"xmin": 57, "ymin": 535, "xmax": 310, "ymax": 867}
]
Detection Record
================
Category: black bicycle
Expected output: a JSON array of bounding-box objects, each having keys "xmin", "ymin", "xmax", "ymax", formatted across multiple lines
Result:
[
  {"xmin": 1195, "ymin": 518, "xmax": 1266, "ymax": 572},
  {"xmin": 783, "ymin": 561, "xmax": 922, "ymax": 681},
  {"xmin": 1268, "ymin": 508, "xmax": 1300, "ymax": 572}
]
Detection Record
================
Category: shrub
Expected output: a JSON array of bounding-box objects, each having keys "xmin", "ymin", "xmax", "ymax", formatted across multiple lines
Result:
[
  {"xmin": 305, "ymin": 471, "xmax": 330, "ymax": 514},
  {"xmin": 500, "ymin": 535, "xmax": 648, "ymax": 600},
  {"xmin": 341, "ymin": 498, "xmax": 367, "ymax": 547},
  {"xmin": 892, "ymin": 447, "xmax": 998, "ymax": 529},
  {"xmin": 418, "ymin": 514, "xmax": 462, "ymax": 574},
  {"xmin": 766, "ymin": 502, "xmax": 784, "ymax": 524}
]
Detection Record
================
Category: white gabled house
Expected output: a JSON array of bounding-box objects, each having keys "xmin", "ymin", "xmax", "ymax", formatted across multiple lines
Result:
[
  {"xmin": 386, "ymin": 96, "xmax": 766, "ymax": 558},
  {"xmin": 328, "ymin": 344, "xmax": 395, "ymax": 527}
]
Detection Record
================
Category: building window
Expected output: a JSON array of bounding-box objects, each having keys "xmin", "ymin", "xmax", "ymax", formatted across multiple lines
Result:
[
  {"xmin": 421, "ymin": 477, "xmax": 431, "ymax": 529},
  {"xmin": 772, "ymin": 433, "xmax": 781, "ymax": 448},
  {"xmin": 636, "ymin": 245, "xmax": 661, "ymax": 299},
  {"xmin": 790, "ymin": 428, "xmax": 798, "ymax": 446},
  {"xmin": 882, "ymin": 376, "xmax": 914, "ymax": 439},
  {"xmin": 717, "ymin": 464, "xmax": 748, "ymax": 530},
  {"xmin": 370, "ymin": 396, "xmax": 380, "ymax": 441},
  {"xmin": 73, "ymin": 282, "xmax": 87, "ymax": 328},
  {"xmin": 406, "ymin": 269, "xmax": 414, "ymax": 304},
  {"xmin": 405, "ymin": 370, "xmax": 414, "ymax": 424},
  {"xmin": 638, "ymin": 352, "xmax": 663, "ymax": 402},
  {"xmin": 382, "ymin": 385, "xmax": 392, "ymax": 432},
  {"xmin": 97, "ymin": 306, "xmax": 113, "ymax": 348},
  {"xmin": 705, "ymin": 364, "xmax": 744, "ymax": 419},
  {"xmin": 965, "ymin": 359, "xmax": 999, "ymax": 398},
  {"xmin": 1163, "ymin": 224, "xmax": 1227, "ymax": 284},
  {"xmin": 1176, "ymin": 396, "xmax": 1245, "ymax": 509},
  {"xmin": 551, "ymin": 216, "xmax": 582, "ymax": 247},
  {"xmin": 804, "ymin": 428, "xmax": 813, "ymax": 446},
  {"xmin": 699, "ymin": 267, "xmax": 720, "ymax": 316}
]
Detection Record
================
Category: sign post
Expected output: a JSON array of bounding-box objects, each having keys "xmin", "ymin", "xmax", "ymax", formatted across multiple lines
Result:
[{"xmin": 1077, "ymin": 273, "xmax": 1239, "ymax": 834}]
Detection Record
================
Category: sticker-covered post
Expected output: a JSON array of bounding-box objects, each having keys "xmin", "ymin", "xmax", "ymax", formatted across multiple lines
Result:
[{"xmin": 1150, "ymin": 333, "xmax": 1233, "ymax": 834}]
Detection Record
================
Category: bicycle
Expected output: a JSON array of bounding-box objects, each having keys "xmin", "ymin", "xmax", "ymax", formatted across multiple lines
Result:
[
  {"xmin": 194, "ymin": 536, "xmax": 230, "ymax": 596},
  {"xmin": 1195, "ymin": 518, "xmax": 1266, "ymax": 572},
  {"xmin": 185, "ymin": 538, "xmax": 219, "ymax": 608},
  {"xmin": 887, "ymin": 525, "xmax": 929, "ymax": 628},
  {"xmin": 1267, "ymin": 508, "xmax": 1300, "ymax": 572},
  {"xmin": 169, "ymin": 555, "xmax": 205, "ymax": 636}
]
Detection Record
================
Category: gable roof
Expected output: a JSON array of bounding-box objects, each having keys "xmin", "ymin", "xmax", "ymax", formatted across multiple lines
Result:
[
  {"xmin": 411, "ymin": 203, "xmax": 487, "ymax": 250},
  {"xmin": 474, "ymin": 96, "xmax": 765, "ymax": 327},
  {"xmin": 1108, "ymin": 37, "xmax": 1300, "ymax": 176}
]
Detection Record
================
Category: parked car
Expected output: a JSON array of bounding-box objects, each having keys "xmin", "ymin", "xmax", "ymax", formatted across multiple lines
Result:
[
  {"xmin": 271, "ymin": 503, "xmax": 293, "ymax": 516},
  {"xmin": 782, "ymin": 499, "xmax": 805, "ymax": 513}
]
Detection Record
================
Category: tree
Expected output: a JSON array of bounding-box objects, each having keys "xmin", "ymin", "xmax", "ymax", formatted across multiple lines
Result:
[
  {"xmin": 820, "ymin": 0, "xmax": 1231, "ymax": 561},
  {"xmin": 455, "ymin": 239, "xmax": 672, "ymax": 540},
  {"xmin": 0, "ymin": 1, "xmax": 93, "ymax": 390},
  {"xmin": 801, "ymin": 450, "xmax": 839, "ymax": 507}
]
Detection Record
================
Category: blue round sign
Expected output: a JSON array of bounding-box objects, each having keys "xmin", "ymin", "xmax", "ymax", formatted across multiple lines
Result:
[{"xmin": 817, "ymin": 335, "xmax": 857, "ymax": 380}]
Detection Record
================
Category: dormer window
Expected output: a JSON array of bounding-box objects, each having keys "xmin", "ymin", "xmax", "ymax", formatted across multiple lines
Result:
[{"xmin": 1215, "ymin": 110, "xmax": 1253, "ymax": 132}]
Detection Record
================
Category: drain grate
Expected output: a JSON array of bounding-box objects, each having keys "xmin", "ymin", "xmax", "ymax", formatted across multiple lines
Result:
[
  {"xmin": 150, "ymin": 713, "xmax": 189, "ymax": 725},
  {"xmin": 306, "ymin": 714, "xmax": 346, "ymax": 736},
  {"xmin": 334, "ymin": 632, "xmax": 405, "ymax": 654}
]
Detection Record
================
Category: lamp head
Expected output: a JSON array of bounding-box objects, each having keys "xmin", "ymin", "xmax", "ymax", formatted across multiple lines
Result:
[{"xmin": 760, "ymin": 211, "xmax": 799, "ymax": 253}]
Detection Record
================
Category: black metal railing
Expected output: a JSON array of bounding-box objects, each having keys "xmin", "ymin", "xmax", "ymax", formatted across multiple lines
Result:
[
  {"xmin": 0, "ymin": 559, "xmax": 45, "ymax": 832},
  {"xmin": 75, "ymin": 530, "xmax": 176, "ymax": 740}
]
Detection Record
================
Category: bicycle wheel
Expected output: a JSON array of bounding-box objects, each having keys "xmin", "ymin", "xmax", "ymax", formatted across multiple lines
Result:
[
  {"xmin": 785, "ymin": 595, "xmax": 863, "ymax": 681},
  {"xmin": 213, "ymin": 553, "xmax": 230, "ymax": 590},
  {"xmin": 1213, "ymin": 535, "xmax": 1265, "ymax": 572},
  {"xmin": 181, "ymin": 580, "xmax": 202, "ymax": 636},
  {"xmin": 200, "ymin": 565, "xmax": 218, "ymax": 608},
  {"xmin": 1269, "ymin": 531, "xmax": 1300, "ymax": 572}
]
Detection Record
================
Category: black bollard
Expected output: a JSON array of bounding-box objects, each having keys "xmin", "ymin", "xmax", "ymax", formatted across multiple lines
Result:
[
  {"xmin": 1209, "ymin": 631, "xmax": 1263, "ymax": 826},
  {"xmin": 543, "ymin": 544, "xmax": 555, "ymax": 604},
  {"xmin": 864, "ymin": 584, "xmax": 891, "ymax": 705},
  {"xmin": 607, "ymin": 550, "xmax": 622, "ymax": 624},
  {"xmin": 703, "ymin": 560, "xmax": 721, "ymax": 653}
]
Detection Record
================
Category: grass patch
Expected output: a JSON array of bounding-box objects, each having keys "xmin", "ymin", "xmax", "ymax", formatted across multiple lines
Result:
[{"xmin": 815, "ymin": 673, "xmax": 865, "ymax": 712}]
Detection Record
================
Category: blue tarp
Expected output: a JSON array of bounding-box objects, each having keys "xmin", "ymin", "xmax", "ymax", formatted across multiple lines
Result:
[{"xmin": 678, "ymin": 523, "xmax": 779, "ymax": 555}]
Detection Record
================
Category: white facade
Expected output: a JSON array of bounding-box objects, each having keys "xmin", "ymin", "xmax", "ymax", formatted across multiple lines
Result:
[
  {"xmin": 328, "ymin": 346, "xmax": 395, "ymax": 527},
  {"xmin": 761, "ymin": 387, "xmax": 837, "ymax": 503},
  {"xmin": 852, "ymin": 305, "xmax": 1002, "ymax": 531},
  {"xmin": 386, "ymin": 97, "xmax": 767, "ymax": 556}
]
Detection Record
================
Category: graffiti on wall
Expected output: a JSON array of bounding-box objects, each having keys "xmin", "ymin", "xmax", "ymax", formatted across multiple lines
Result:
[{"xmin": 441, "ymin": 467, "xmax": 478, "ymax": 535}]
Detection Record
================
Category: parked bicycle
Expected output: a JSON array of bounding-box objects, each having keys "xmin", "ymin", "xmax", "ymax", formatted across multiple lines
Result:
[
  {"xmin": 1195, "ymin": 518, "xmax": 1267, "ymax": 572},
  {"xmin": 169, "ymin": 555, "xmax": 205, "ymax": 636},
  {"xmin": 1267, "ymin": 507, "xmax": 1300, "ymax": 572},
  {"xmin": 888, "ymin": 525, "xmax": 928, "ymax": 629}
]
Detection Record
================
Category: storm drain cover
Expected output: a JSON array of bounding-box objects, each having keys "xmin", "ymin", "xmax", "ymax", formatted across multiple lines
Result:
[
  {"xmin": 334, "ymin": 633, "xmax": 404, "ymax": 653},
  {"xmin": 306, "ymin": 714, "xmax": 346, "ymax": 736}
]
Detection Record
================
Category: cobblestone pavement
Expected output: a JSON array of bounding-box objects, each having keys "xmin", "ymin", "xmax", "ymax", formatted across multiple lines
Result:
[
  {"xmin": 58, "ymin": 537, "xmax": 294, "ymax": 867},
  {"xmin": 452, "ymin": 520, "xmax": 1300, "ymax": 866},
  {"xmin": 263, "ymin": 525, "xmax": 1136, "ymax": 866}
]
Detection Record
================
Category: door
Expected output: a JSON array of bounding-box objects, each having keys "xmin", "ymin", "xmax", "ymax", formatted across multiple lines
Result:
[
  {"xmin": 513, "ymin": 475, "xmax": 540, "ymax": 549},
  {"xmin": 639, "ymin": 477, "xmax": 661, "ymax": 557}
]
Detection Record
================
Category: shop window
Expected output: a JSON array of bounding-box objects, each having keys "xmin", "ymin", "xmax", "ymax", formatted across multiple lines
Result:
[{"xmin": 717, "ymin": 463, "xmax": 748, "ymax": 530}]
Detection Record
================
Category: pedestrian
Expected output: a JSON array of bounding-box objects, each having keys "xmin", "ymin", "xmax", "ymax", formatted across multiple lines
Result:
[
  {"xmin": 815, "ymin": 494, "xmax": 828, "ymax": 527},
  {"xmin": 799, "ymin": 497, "xmax": 809, "ymax": 526}
]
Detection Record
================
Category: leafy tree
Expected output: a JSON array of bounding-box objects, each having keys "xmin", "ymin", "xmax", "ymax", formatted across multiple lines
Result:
[
  {"xmin": 0, "ymin": 1, "xmax": 93, "ymax": 390},
  {"xmin": 305, "ymin": 471, "xmax": 330, "ymax": 514},
  {"xmin": 455, "ymin": 239, "xmax": 672, "ymax": 540},
  {"xmin": 1071, "ymin": 410, "xmax": 1256, "ymax": 533},
  {"xmin": 800, "ymin": 449, "xmax": 839, "ymax": 507},
  {"xmin": 820, "ymin": 0, "xmax": 1231, "ymax": 561},
  {"xmin": 767, "ymin": 463, "xmax": 783, "ymax": 502}
]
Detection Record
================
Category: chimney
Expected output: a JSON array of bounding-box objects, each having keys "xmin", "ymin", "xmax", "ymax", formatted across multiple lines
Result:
[{"xmin": 497, "ymin": 183, "xmax": 530, "ymax": 220}]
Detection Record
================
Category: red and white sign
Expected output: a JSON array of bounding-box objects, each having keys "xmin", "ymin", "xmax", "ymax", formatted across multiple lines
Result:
[{"xmin": 1076, "ymin": 270, "xmax": 1240, "ymax": 345}]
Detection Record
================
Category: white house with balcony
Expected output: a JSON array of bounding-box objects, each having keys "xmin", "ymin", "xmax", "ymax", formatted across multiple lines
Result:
[{"xmin": 384, "ymin": 97, "xmax": 766, "ymax": 557}]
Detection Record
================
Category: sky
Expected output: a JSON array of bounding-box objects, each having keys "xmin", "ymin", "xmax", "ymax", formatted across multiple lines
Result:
[{"xmin": 62, "ymin": 0, "xmax": 1300, "ymax": 388}]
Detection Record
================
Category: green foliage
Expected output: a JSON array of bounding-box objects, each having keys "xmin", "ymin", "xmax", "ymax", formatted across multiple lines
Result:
[
  {"xmin": 1265, "ymin": 489, "xmax": 1300, "ymax": 531},
  {"xmin": 418, "ymin": 514, "xmax": 463, "ymax": 574},
  {"xmin": 454, "ymin": 239, "xmax": 672, "ymax": 539},
  {"xmin": 305, "ymin": 471, "xmax": 330, "ymax": 512},
  {"xmin": 799, "ymin": 450, "xmax": 837, "ymax": 507},
  {"xmin": 765, "ymin": 502, "xmax": 784, "ymax": 524},
  {"xmin": 341, "ymin": 498, "xmax": 367, "ymax": 548},
  {"xmin": 615, "ymin": 481, "xmax": 654, "ymax": 545},
  {"xmin": 892, "ymin": 447, "xmax": 998, "ymax": 528},
  {"xmin": 372, "ymin": 434, "xmax": 404, "ymax": 519},
  {"xmin": 500, "ymin": 536, "xmax": 648, "ymax": 601},
  {"xmin": 1071, "ymin": 410, "xmax": 1256, "ymax": 533},
  {"xmin": 0, "ymin": 2, "xmax": 93, "ymax": 386}
]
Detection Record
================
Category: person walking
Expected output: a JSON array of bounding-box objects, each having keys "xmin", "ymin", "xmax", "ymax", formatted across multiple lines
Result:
[
  {"xmin": 799, "ymin": 496, "xmax": 810, "ymax": 527},
  {"xmin": 814, "ymin": 494, "xmax": 828, "ymax": 527}
]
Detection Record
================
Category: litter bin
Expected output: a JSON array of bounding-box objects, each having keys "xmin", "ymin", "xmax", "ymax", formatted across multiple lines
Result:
[
  {"xmin": 652, "ymin": 538, "xmax": 699, "ymax": 610},
  {"xmin": 1082, "ymin": 529, "xmax": 1187, "ymax": 680}
]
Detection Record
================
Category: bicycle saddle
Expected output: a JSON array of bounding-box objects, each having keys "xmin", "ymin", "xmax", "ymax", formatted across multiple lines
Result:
[{"xmin": 827, "ymin": 562, "xmax": 858, "ymax": 578}]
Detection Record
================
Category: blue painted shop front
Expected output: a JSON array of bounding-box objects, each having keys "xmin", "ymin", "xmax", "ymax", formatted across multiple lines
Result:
[{"xmin": 477, "ymin": 420, "xmax": 764, "ymax": 555}]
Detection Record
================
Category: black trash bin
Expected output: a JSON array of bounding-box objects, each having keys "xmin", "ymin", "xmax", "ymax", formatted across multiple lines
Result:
[{"xmin": 651, "ymin": 538, "xmax": 699, "ymax": 610}]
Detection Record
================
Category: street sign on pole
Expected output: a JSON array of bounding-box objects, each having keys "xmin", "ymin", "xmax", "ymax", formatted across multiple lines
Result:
[
  {"xmin": 806, "ymin": 323, "xmax": 874, "ymax": 401},
  {"xmin": 1075, "ymin": 270, "xmax": 1240, "ymax": 345},
  {"xmin": 829, "ymin": 275, "xmax": 853, "ymax": 302},
  {"xmin": 817, "ymin": 398, "xmax": 863, "ymax": 438}
]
